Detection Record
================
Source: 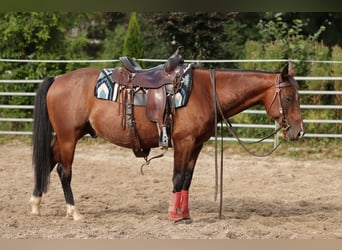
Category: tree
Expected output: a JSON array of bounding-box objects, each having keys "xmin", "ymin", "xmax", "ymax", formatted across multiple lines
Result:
[
  {"xmin": 144, "ymin": 12, "xmax": 236, "ymax": 67},
  {"xmin": 122, "ymin": 12, "xmax": 144, "ymax": 60},
  {"xmin": 0, "ymin": 12, "xmax": 90, "ymax": 132},
  {"xmin": 221, "ymin": 12, "xmax": 264, "ymax": 66},
  {"xmin": 85, "ymin": 12, "xmax": 127, "ymax": 59},
  {"xmin": 241, "ymin": 15, "xmax": 326, "ymax": 76},
  {"xmin": 100, "ymin": 24, "xmax": 127, "ymax": 68}
]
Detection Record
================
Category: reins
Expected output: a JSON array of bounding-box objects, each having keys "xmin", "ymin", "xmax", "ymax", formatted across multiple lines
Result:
[
  {"xmin": 140, "ymin": 149, "xmax": 167, "ymax": 175},
  {"xmin": 211, "ymin": 69, "xmax": 224, "ymax": 218},
  {"xmin": 209, "ymin": 69, "xmax": 285, "ymax": 219}
]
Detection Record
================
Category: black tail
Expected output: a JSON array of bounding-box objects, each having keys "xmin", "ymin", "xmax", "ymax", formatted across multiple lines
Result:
[{"xmin": 32, "ymin": 76, "xmax": 55, "ymax": 194}]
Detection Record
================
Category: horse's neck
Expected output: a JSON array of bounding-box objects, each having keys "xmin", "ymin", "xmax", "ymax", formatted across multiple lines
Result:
[{"xmin": 214, "ymin": 70, "xmax": 275, "ymax": 117}]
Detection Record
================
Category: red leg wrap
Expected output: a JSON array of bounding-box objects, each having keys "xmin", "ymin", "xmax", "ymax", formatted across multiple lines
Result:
[
  {"xmin": 168, "ymin": 192, "xmax": 183, "ymax": 221},
  {"xmin": 181, "ymin": 190, "xmax": 190, "ymax": 219}
]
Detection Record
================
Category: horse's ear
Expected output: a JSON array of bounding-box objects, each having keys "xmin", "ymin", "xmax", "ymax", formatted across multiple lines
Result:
[
  {"xmin": 288, "ymin": 61, "xmax": 295, "ymax": 77},
  {"xmin": 282, "ymin": 61, "xmax": 295, "ymax": 78}
]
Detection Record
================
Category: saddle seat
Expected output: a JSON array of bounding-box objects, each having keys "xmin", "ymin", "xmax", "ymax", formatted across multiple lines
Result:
[
  {"xmin": 119, "ymin": 46, "xmax": 184, "ymax": 89},
  {"xmin": 119, "ymin": 57, "xmax": 175, "ymax": 89},
  {"xmin": 120, "ymin": 45, "xmax": 183, "ymax": 73},
  {"xmin": 119, "ymin": 56, "xmax": 155, "ymax": 73}
]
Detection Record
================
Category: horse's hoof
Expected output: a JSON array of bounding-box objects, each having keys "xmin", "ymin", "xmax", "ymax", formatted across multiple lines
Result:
[
  {"xmin": 30, "ymin": 209, "xmax": 41, "ymax": 216},
  {"xmin": 66, "ymin": 204, "xmax": 83, "ymax": 220},
  {"xmin": 72, "ymin": 213, "xmax": 83, "ymax": 221},
  {"xmin": 173, "ymin": 217, "xmax": 193, "ymax": 225},
  {"xmin": 28, "ymin": 196, "xmax": 41, "ymax": 216},
  {"xmin": 66, "ymin": 212, "xmax": 83, "ymax": 221}
]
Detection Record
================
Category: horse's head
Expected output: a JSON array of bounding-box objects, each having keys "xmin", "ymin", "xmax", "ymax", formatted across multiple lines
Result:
[{"xmin": 266, "ymin": 63, "xmax": 305, "ymax": 140}]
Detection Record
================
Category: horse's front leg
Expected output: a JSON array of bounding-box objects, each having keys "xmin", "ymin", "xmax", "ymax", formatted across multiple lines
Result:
[
  {"xmin": 168, "ymin": 143, "xmax": 203, "ymax": 223},
  {"xmin": 168, "ymin": 168, "xmax": 185, "ymax": 222}
]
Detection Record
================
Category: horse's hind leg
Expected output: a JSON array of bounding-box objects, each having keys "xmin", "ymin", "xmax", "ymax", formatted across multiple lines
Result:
[
  {"xmin": 57, "ymin": 138, "xmax": 83, "ymax": 220},
  {"xmin": 30, "ymin": 136, "xmax": 82, "ymax": 220},
  {"xmin": 29, "ymin": 140, "xmax": 60, "ymax": 215},
  {"xmin": 30, "ymin": 135, "xmax": 83, "ymax": 220},
  {"xmin": 57, "ymin": 163, "xmax": 82, "ymax": 220}
]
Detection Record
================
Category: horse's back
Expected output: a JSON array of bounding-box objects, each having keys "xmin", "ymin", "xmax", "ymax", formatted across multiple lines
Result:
[{"xmin": 55, "ymin": 67, "xmax": 101, "ymax": 87}]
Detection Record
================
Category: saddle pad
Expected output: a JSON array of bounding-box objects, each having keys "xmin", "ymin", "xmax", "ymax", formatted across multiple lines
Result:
[
  {"xmin": 94, "ymin": 64, "xmax": 193, "ymax": 108},
  {"xmin": 94, "ymin": 68, "xmax": 118, "ymax": 101}
]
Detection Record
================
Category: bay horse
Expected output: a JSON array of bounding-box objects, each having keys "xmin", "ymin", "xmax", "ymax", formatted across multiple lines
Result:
[{"xmin": 29, "ymin": 62, "xmax": 304, "ymax": 223}]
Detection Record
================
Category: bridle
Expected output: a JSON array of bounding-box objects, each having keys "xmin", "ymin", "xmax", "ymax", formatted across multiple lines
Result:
[
  {"xmin": 266, "ymin": 74, "xmax": 294, "ymax": 132},
  {"xmin": 210, "ymin": 70, "xmax": 295, "ymax": 156},
  {"xmin": 209, "ymin": 69, "xmax": 296, "ymax": 219}
]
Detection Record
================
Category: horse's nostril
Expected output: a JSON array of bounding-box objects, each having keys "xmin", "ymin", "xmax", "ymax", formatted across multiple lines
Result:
[{"xmin": 298, "ymin": 130, "xmax": 305, "ymax": 138}]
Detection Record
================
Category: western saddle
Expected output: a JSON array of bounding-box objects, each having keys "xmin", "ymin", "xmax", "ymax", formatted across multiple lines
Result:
[{"xmin": 114, "ymin": 46, "xmax": 185, "ymax": 158}]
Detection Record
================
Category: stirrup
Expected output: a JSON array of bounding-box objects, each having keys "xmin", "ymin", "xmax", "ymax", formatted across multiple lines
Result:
[{"xmin": 159, "ymin": 126, "xmax": 169, "ymax": 147}]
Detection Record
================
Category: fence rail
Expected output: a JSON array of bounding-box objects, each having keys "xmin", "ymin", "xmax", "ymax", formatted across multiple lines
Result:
[{"xmin": 1, "ymin": 59, "xmax": 341, "ymax": 142}]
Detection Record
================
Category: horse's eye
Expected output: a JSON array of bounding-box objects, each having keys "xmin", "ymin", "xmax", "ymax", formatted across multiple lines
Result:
[{"xmin": 284, "ymin": 95, "xmax": 293, "ymax": 103}]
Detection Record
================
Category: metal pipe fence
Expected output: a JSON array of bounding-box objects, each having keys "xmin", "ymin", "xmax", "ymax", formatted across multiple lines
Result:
[{"xmin": 0, "ymin": 59, "xmax": 341, "ymax": 143}]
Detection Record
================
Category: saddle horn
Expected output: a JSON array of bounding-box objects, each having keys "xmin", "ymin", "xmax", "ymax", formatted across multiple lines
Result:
[
  {"xmin": 175, "ymin": 46, "xmax": 184, "ymax": 56},
  {"xmin": 165, "ymin": 46, "xmax": 184, "ymax": 73}
]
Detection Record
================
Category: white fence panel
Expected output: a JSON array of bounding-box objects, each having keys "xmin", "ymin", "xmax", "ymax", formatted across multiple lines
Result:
[{"xmin": 0, "ymin": 59, "xmax": 341, "ymax": 143}]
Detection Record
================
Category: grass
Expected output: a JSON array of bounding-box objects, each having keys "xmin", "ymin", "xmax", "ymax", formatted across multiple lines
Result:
[{"xmin": 201, "ymin": 138, "xmax": 342, "ymax": 160}]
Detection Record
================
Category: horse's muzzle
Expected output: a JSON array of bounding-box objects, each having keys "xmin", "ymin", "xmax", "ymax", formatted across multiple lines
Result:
[{"xmin": 282, "ymin": 121, "xmax": 305, "ymax": 141}]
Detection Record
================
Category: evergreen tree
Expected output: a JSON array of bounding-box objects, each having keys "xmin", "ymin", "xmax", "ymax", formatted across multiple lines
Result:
[{"xmin": 122, "ymin": 12, "xmax": 144, "ymax": 61}]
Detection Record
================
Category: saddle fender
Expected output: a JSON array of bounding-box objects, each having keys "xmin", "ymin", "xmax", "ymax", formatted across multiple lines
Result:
[{"xmin": 146, "ymin": 86, "xmax": 167, "ymax": 124}]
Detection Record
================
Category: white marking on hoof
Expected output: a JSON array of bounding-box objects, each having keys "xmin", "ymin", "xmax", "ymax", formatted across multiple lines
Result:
[
  {"xmin": 66, "ymin": 204, "xmax": 83, "ymax": 220},
  {"xmin": 28, "ymin": 196, "xmax": 42, "ymax": 215}
]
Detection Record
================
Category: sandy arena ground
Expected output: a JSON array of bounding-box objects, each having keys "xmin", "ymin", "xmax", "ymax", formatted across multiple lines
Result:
[{"xmin": 0, "ymin": 140, "xmax": 341, "ymax": 239}]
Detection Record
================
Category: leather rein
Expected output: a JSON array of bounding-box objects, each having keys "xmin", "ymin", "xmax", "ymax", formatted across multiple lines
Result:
[{"xmin": 209, "ymin": 69, "xmax": 293, "ymax": 219}]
